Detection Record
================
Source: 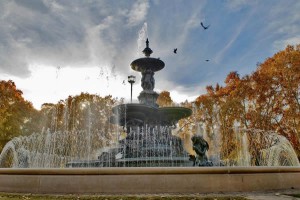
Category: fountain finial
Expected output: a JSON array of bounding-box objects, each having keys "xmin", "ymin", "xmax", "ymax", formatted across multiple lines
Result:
[{"xmin": 142, "ymin": 38, "xmax": 153, "ymax": 57}]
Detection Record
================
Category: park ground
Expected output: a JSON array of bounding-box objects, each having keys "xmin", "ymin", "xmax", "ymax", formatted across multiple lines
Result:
[{"xmin": 1, "ymin": 190, "xmax": 300, "ymax": 200}]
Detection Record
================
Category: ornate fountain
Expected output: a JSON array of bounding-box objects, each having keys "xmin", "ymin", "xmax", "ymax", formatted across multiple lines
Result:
[
  {"xmin": 97, "ymin": 39, "xmax": 193, "ymax": 167},
  {"xmin": 1, "ymin": 39, "xmax": 300, "ymax": 195},
  {"xmin": 1, "ymin": 39, "xmax": 297, "ymax": 169}
]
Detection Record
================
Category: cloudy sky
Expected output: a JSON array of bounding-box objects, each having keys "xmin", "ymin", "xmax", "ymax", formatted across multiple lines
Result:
[{"xmin": 0, "ymin": 0, "xmax": 300, "ymax": 109}]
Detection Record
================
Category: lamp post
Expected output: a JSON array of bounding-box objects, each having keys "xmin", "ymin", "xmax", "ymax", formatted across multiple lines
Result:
[{"xmin": 128, "ymin": 75, "xmax": 136, "ymax": 103}]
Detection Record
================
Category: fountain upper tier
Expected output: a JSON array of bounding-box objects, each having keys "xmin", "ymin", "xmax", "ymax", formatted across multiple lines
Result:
[
  {"xmin": 110, "ymin": 38, "xmax": 192, "ymax": 128},
  {"xmin": 131, "ymin": 38, "xmax": 164, "ymax": 73},
  {"xmin": 131, "ymin": 58, "xmax": 164, "ymax": 72}
]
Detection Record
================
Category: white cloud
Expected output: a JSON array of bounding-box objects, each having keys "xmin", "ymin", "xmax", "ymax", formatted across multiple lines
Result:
[
  {"xmin": 155, "ymin": 79, "xmax": 206, "ymax": 104},
  {"xmin": 273, "ymin": 36, "xmax": 300, "ymax": 51},
  {"xmin": 265, "ymin": 2, "xmax": 300, "ymax": 52},
  {"xmin": 1, "ymin": 0, "xmax": 300, "ymax": 109},
  {"xmin": 127, "ymin": 0, "xmax": 149, "ymax": 27},
  {"xmin": 0, "ymin": 1, "xmax": 145, "ymax": 78},
  {"xmin": 1, "ymin": 64, "xmax": 135, "ymax": 109}
]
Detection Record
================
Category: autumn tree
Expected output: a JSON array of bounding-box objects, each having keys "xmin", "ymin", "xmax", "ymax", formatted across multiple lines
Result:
[
  {"xmin": 194, "ymin": 44, "xmax": 300, "ymax": 162},
  {"xmin": 0, "ymin": 80, "xmax": 40, "ymax": 151},
  {"xmin": 251, "ymin": 45, "xmax": 300, "ymax": 155},
  {"xmin": 39, "ymin": 93, "xmax": 122, "ymax": 157},
  {"xmin": 157, "ymin": 91, "xmax": 173, "ymax": 107}
]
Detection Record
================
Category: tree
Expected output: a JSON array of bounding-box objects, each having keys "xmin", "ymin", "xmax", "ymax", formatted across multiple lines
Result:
[
  {"xmin": 252, "ymin": 45, "xmax": 300, "ymax": 155},
  {"xmin": 157, "ymin": 91, "xmax": 173, "ymax": 107},
  {"xmin": 0, "ymin": 80, "xmax": 40, "ymax": 151},
  {"xmin": 193, "ymin": 44, "xmax": 300, "ymax": 162},
  {"xmin": 38, "ymin": 93, "xmax": 122, "ymax": 158}
]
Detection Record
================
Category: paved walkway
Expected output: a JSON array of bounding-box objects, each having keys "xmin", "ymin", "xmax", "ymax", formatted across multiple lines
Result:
[
  {"xmin": 246, "ymin": 194, "xmax": 298, "ymax": 200},
  {"xmin": 121, "ymin": 190, "xmax": 300, "ymax": 199},
  {"xmin": 218, "ymin": 190, "xmax": 300, "ymax": 199},
  {"xmin": 245, "ymin": 192, "xmax": 299, "ymax": 200}
]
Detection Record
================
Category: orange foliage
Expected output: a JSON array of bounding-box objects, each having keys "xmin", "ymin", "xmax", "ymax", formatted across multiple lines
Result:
[
  {"xmin": 192, "ymin": 44, "xmax": 300, "ymax": 161},
  {"xmin": 157, "ymin": 91, "xmax": 173, "ymax": 107}
]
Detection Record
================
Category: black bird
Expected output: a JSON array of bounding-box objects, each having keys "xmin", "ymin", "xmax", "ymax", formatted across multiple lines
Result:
[
  {"xmin": 200, "ymin": 22, "xmax": 210, "ymax": 30},
  {"xmin": 173, "ymin": 48, "xmax": 177, "ymax": 54},
  {"xmin": 205, "ymin": 59, "xmax": 210, "ymax": 62}
]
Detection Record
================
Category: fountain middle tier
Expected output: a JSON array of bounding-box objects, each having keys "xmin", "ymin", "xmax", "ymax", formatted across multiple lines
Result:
[
  {"xmin": 95, "ymin": 123, "xmax": 191, "ymax": 167},
  {"xmin": 101, "ymin": 103, "xmax": 193, "ymax": 167},
  {"xmin": 110, "ymin": 103, "xmax": 192, "ymax": 127}
]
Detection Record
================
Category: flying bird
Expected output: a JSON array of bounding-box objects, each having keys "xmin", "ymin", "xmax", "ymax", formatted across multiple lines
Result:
[
  {"xmin": 205, "ymin": 59, "xmax": 210, "ymax": 62},
  {"xmin": 173, "ymin": 48, "xmax": 177, "ymax": 54},
  {"xmin": 200, "ymin": 22, "xmax": 210, "ymax": 30}
]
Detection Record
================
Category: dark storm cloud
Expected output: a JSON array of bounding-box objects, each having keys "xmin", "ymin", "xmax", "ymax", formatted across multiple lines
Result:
[
  {"xmin": 0, "ymin": 0, "xmax": 149, "ymax": 77},
  {"xmin": 1, "ymin": 0, "xmax": 300, "ymax": 100}
]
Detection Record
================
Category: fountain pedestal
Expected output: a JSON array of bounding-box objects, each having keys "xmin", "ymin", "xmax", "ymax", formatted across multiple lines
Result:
[
  {"xmin": 106, "ymin": 39, "xmax": 193, "ymax": 167},
  {"xmin": 138, "ymin": 90, "xmax": 159, "ymax": 107}
]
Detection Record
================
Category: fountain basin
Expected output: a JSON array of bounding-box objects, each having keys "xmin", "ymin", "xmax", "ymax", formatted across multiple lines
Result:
[
  {"xmin": 131, "ymin": 57, "xmax": 165, "ymax": 72},
  {"xmin": 0, "ymin": 167, "xmax": 300, "ymax": 194}
]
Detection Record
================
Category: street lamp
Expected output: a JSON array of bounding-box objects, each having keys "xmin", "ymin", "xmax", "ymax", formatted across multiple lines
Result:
[{"xmin": 128, "ymin": 75, "xmax": 136, "ymax": 103}]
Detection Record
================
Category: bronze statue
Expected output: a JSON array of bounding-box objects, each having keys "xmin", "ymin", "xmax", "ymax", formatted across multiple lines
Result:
[{"xmin": 190, "ymin": 135, "xmax": 213, "ymax": 166}]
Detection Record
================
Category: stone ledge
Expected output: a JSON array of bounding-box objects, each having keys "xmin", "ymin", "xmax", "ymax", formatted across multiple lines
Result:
[
  {"xmin": 0, "ymin": 167, "xmax": 300, "ymax": 175},
  {"xmin": 1, "ymin": 167, "xmax": 300, "ymax": 194}
]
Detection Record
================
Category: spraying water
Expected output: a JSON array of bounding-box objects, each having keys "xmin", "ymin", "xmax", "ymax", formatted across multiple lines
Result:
[
  {"xmin": 0, "ymin": 129, "xmax": 112, "ymax": 168},
  {"xmin": 244, "ymin": 129, "xmax": 300, "ymax": 166},
  {"xmin": 137, "ymin": 22, "xmax": 148, "ymax": 56}
]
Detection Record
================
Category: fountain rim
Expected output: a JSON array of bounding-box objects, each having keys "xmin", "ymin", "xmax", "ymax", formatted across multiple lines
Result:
[
  {"xmin": 1, "ymin": 166, "xmax": 300, "ymax": 175},
  {"xmin": 1, "ymin": 167, "xmax": 300, "ymax": 194}
]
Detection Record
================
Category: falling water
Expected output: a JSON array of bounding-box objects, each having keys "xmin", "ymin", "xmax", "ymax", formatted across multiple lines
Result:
[
  {"xmin": 1, "ymin": 123, "xmax": 299, "ymax": 167},
  {"xmin": 229, "ymin": 128, "xmax": 299, "ymax": 167},
  {"xmin": 0, "ymin": 129, "xmax": 112, "ymax": 168},
  {"xmin": 200, "ymin": 120, "xmax": 299, "ymax": 167},
  {"xmin": 235, "ymin": 126, "xmax": 251, "ymax": 166},
  {"xmin": 245, "ymin": 129, "xmax": 300, "ymax": 166}
]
